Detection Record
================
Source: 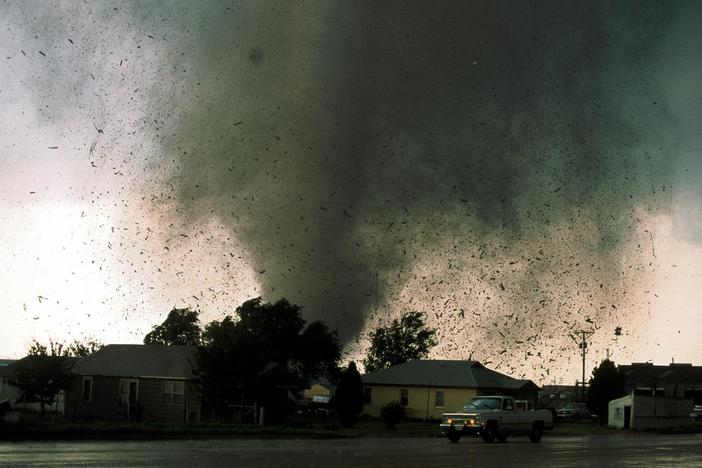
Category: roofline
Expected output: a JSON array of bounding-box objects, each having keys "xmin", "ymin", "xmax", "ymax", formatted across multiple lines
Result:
[
  {"xmin": 74, "ymin": 373, "xmax": 195, "ymax": 380},
  {"xmin": 363, "ymin": 382, "xmax": 474, "ymax": 389},
  {"xmin": 362, "ymin": 382, "xmax": 532, "ymax": 390}
]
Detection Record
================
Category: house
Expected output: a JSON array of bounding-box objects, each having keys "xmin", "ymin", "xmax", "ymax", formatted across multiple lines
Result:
[
  {"xmin": 0, "ymin": 356, "xmax": 70, "ymax": 417},
  {"xmin": 538, "ymin": 384, "xmax": 581, "ymax": 410},
  {"xmin": 362, "ymin": 360, "xmax": 540, "ymax": 419},
  {"xmin": 64, "ymin": 344, "xmax": 200, "ymax": 424},
  {"xmin": 0, "ymin": 359, "xmax": 18, "ymax": 405},
  {"xmin": 303, "ymin": 378, "xmax": 335, "ymax": 402},
  {"xmin": 608, "ymin": 393, "xmax": 693, "ymax": 430},
  {"xmin": 619, "ymin": 362, "xmax": 702, "ymax": 405}
]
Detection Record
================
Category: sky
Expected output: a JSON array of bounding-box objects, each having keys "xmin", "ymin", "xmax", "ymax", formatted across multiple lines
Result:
[{"xmin": 2, "ymin": 0, "xmax": 702, "ymax": 384}]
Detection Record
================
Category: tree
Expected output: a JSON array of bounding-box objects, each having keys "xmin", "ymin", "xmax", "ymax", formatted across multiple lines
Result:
[
  {"xmin": 363, "ymin": 311, "xmax": 437, "ymax": 373},
  {"xmin": 196, "ymin": 297, "xmax": 341, "ymax": 422},
  {"xmin": 334, "ymin": 362, "xmax": 364, "ymax": 428},
  {"xmin": 8, "ymin": 340, "xmax": 77, "ymax": 420},
  {"xmin": 66, "ymin": 339, "xmax": 104, "ymax": 357},
  {"xmin": 144, "ymin": 307, "xmax": 202, "ymax": 345},
  {"xmin": 587, "ymin": 359, "xmax": 626, "ymax": 424}
]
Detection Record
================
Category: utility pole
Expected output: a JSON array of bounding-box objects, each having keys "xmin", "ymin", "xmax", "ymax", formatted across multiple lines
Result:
[{"xmin": 571, "ymin": 330, "xmax": 595, "ymax": 402}]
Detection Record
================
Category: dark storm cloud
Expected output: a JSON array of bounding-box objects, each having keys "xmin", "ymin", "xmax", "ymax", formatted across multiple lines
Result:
[{"xmin": 165, "ymin": 1, "xmax": 678, "ymax": 342}]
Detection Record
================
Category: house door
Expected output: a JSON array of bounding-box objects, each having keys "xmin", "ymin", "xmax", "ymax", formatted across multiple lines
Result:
[
  {"xmin": 119, "ymin": 379, "xmax": 138, "ymax": 404},
  {"xmin": 119, "ymin": 379, "xmax": 139, "ymax": 421},
  {"xmin": 624, "ymin": 405, "xmax": 631, "ymax": 429}
]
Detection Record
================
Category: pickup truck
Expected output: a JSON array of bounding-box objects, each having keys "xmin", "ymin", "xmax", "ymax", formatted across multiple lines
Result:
[{"xmin": 440, "ymin": 395, "xmax": 553, "ymax": 443}]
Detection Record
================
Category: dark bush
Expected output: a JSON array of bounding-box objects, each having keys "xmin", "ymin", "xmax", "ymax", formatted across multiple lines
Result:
[
  {"xmin": 380, "ymin": 401, "xmax": 405, "ymax": 429},
  {"xmin": 334, "ymin": 362, "xmax": 363, "ymax": 428}
]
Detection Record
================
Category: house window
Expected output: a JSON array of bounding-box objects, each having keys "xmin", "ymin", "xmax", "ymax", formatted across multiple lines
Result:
[
  {"xmin": 400, "ymin": 388, "xmax": 408, "ymax": 406},
  {"xmin": 435, "ymin": 390, "xmax": 444, "ymax": 408},
  {"xmin": 82, "ymin": 377, "xmax": 93, "ymax": 402},
  {"xmin": 162, "ymin": 380, "xmax": 185, "ymax": 405},
  {"xmin": 634, "ymin": 386, "xmax": 665, "ymax": 397},
  {"xmin": 363, "ymin": 387, "xmax": 372, "ymax": 405}
]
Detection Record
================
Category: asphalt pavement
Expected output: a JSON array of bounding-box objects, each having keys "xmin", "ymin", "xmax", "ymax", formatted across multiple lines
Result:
[{"xmin": 1, "ymin": 433, "xmax": 702, "ymax": 467}]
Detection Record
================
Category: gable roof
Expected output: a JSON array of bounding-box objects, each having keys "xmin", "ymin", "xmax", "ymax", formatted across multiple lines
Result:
[
  {"xmin": 72, "ymin": 344, "xmax": 197, "ymax": 379},
  {"xmin": 362, "ymin": 360, "xmax": 536, "ymax": 390}
]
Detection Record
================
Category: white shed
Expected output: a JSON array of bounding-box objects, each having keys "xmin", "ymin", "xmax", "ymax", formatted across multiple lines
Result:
[
  {"xmin": 609, "ymin": 392, "xmax": 693, "ymax": 430},
  {"xmin": 609, "ymin": 393, "xmax": 633, "ymax": 429}
]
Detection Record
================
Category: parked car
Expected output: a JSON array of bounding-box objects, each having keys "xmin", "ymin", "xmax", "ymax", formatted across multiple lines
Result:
[{"xmin": 556, "ymin": 403, "xmax": 591, "ymax": 421}]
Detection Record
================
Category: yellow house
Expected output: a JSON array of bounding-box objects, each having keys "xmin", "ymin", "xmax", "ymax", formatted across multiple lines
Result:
[
  {"xmin": 362, "ymin": 360, "xmax": 539, "ymax": 420},
  {"xmin": 304, "ymin": 382, "xmax": 333, "ymax": 400}
]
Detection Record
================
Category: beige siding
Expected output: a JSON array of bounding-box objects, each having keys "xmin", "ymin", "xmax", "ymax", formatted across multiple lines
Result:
[{"xmin": 362, "ymin": 385, "xmax": 477, "ymax": 419}]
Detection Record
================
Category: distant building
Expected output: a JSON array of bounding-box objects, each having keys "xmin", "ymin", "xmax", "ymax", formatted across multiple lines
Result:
[
  {"xmin": 361, "ymin": 360, "xmax": 540, "ymax": 419},
  {"xmin": 606, "ymin": 362, "xmax": 702, "ymax": 431},
  {"xmin": 0, "ymin": 357, "xmax": 68, "ymax": 416},
  {"xmin": 64, "ymin": 344, "xmax": 200, "ymax": 424},
  {"xmin": 0, "ymin": 359, "xmax": 16, "ymax": 369},
  {"xmin": 609, "ymin": 393, "xmax": 693, "ymax": 430},
  {"xmin": 0, "ymin": 358, "xmax": 17, "ymax": 404},
  {"xmin": 538, "ymin": 384, "xmax": 581, "ymax": 409},
  {"xmin": 0, "ymin": 359, "xmax": 21, "ymax": 412},
  {"xmin": 303, "ymin": 378, "xmax": 335, "ymax": 401},
  {"xmin": 619, "ymin": 362, "xmax": 702, "ymax": 405}
]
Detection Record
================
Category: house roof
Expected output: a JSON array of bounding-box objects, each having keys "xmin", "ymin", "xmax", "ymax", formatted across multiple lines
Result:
[
  {"xmin": 0, "ymin": 359, "xmax": 17, "ymax": 377},
  {"xmin": 0, "ymin": 358, "xmax": 21, "ymax": 378},
  {"xmin": 0, "ymin": 356, "xmax": 77, "ymax": 378},
  {"xmin": 72, "ymin": 344, "xmax": 197, "ymax": 379},
  {"xmin": 309, "ymin": 376, "xmax": 336, "ymax": 393},
  {"xmin": 619, "ymin": 363, "xmax": 702, "ymax": 385},
  {"xmin": 362, "ymin": 360, "xmax": 537, "ymax": 391}
]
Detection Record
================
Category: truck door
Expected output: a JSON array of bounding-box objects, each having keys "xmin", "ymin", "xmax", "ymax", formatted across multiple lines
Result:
[{"xmin": 501, "ymin": 398, "xmax": 520, "ymax": 429}]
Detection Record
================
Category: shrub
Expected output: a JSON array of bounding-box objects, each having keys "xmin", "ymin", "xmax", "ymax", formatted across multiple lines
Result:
[
  {"xmin": 380, "ymin": 401, "xmax": 405, "ymax": 429},
  {"xmin": 334, "ymin": 362, "xmax": 363, "ymax": 428}
]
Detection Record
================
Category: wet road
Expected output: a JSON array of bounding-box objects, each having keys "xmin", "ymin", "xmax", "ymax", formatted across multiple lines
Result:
[{"xmin": 1, "ymin": 433, "xmax": 702, "ymax": 467}]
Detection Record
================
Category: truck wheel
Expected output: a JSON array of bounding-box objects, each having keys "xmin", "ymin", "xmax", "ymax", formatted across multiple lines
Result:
[
  {"xmin": 447, "ymin": 430, "xmax": 461, "ymax": 443},
  {"xmin": 481, "ymin": 422, "xmax": 497, "ymax": 443},
  {"xmin": 529, "ymin": 422, "xmax": 543, "ymax": 443},
  {"xmin": 497, "ymin": 433, "xmax": 508, "ymax": 443}
]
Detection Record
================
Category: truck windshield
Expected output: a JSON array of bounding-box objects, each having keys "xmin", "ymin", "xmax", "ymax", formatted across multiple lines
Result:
[{"xmin": 464, "ymin": 397, "xmax": 502, "ymax": 410}]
